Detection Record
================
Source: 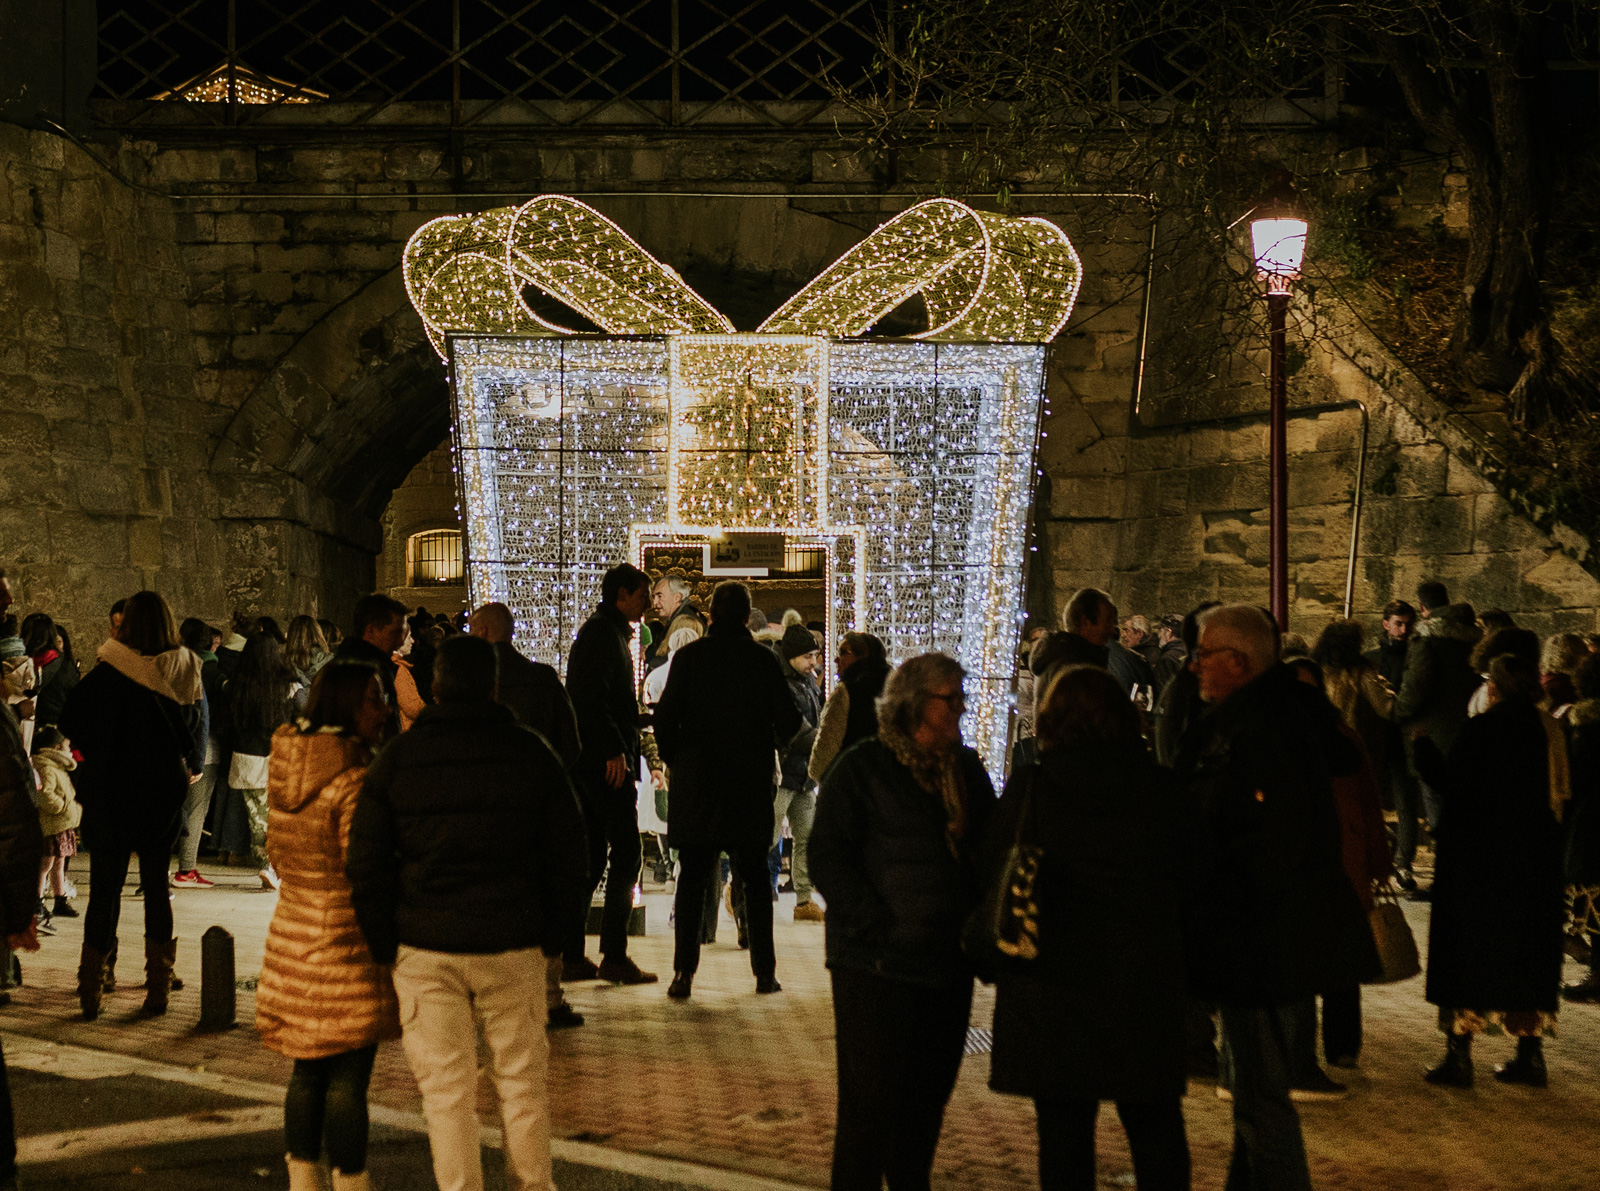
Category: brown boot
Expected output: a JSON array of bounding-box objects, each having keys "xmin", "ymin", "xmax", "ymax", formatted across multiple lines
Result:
[
  {"xmin": 141, "ymin": 938, "xmax": 178, "ymax": 1016},
  {"xmin": 77, "ymin": 943, "xmax": 110, "ymax": 1021}
]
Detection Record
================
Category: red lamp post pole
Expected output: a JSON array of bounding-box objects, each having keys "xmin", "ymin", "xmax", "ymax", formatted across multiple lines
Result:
[{"xmin": 1267, "ymin": 285, "xmax": 1290, "ymax": 630}]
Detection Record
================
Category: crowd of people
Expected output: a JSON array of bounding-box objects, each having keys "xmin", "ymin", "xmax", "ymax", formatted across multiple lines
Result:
[{"xmin": 0, "ymin": 560, "xmax": 1596, "ymax": 1191}]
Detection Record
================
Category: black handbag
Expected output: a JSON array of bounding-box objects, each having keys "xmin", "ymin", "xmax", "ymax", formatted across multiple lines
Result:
[{"xmin": 963, "ymin": 765, "xmax": 1043, "ymax": 965}]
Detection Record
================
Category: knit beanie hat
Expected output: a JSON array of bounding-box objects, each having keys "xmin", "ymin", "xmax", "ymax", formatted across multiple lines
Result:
[{"xmin": 782, "ymin": 624, "xmax": 818, "ymax": 660}]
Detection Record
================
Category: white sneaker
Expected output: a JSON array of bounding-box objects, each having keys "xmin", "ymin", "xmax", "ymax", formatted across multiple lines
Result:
[{"xmin": 259, "ymin": 866, "xmax": 281, "ymax": 891}]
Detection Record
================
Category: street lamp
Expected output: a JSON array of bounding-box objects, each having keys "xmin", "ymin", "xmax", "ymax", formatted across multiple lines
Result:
[{"xmin": 1249, "ymin": 174, "xmax": 1308, "ymax": 630}]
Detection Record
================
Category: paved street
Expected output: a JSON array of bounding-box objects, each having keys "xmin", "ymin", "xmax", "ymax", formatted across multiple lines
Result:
[{"xmin": 1, "ymin": 858, "xmax": 1597, "ymax": 1190}]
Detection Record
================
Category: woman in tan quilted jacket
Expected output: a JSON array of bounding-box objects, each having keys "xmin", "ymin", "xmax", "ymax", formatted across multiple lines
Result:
[{"xmin": 257, "ymin": 660, "xmax": 398, "ymax": 1191}]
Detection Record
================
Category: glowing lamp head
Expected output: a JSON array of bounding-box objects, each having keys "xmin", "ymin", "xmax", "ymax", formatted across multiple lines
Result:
[
  {"xmin": 1248, "ymin": 172, "xmax": 1308, "ymax": 293},
  {"xmin": 1251, "ymin": 217, "xmax": 1308, "ymax": 283}
]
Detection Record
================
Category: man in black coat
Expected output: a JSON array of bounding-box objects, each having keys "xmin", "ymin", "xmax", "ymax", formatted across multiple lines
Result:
[
  {"xmin": 655, "ymin": 581, "xmax": 803, "ymax": 998},
  {"xmin": 469, "ymin": 602, "xmax": 581, "ymax": 769},
  {"xmin": 333, "ymin": 593, "xmax": 408, "ymax": 740},
  {"xmin": 562, "ymin": 564, "xmax": 656, "ymax": 985},
  {"xmin": 347, "ymin": 635, "xmax": 588, "ymax": 1191},
  {"xmin": 1180, "ymin": 604, "xmax": 1378, "ymax": 1191}
]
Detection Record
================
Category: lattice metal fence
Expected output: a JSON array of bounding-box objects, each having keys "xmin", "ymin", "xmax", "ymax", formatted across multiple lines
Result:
[
  {"xmin": 94, "ymin": 0, "xmax": 885, "ymax": 128},
  {"xmin": 92, "ymin": 0, "xmax": 1360, "ymax": 130}
]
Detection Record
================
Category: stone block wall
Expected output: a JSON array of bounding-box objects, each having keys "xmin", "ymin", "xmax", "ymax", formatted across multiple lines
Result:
[
  {"xmin": 4, "ymin": 107, "xmax": 1598, "ymax": 659},
  {"xmin": 1041, "ymin": 286, "xmax": 1600, "ymax": 641},
  {"xmin": 0, "ymin": 121, "xmax": 223, "ymax": 649}
]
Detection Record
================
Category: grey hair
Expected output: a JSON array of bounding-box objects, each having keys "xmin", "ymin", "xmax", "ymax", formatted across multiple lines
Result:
[
  {"xmin": 1197, "ymin": 604, "xmax": 1280, "ymax": 674},
  {"xmin": 661, "ymin": 575, "xmax": 693, "ymax": 598},
  {"xmin": 877, "ymin": 652, "xmax": 966, "ymax": 738}
]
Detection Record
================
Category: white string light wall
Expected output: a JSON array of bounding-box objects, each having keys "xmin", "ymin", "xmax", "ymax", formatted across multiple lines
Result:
[{"xmin": 406, "ymin": 196, "xmax": 1082, "ymax": 772}]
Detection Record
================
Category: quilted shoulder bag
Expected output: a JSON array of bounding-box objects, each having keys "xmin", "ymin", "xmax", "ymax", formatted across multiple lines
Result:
[{"xmin": 964, "ymin": 765, "xmax": 1044, "ymax": 965}]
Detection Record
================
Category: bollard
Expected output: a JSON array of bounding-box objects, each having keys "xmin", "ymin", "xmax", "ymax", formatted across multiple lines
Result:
[{"xmin": 199, "ymin": 925, "xmax": 237, "ymax": 1031}]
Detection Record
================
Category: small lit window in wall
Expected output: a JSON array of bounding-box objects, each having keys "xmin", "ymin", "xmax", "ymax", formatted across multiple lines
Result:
[{"xmin": 410, "ymin": 530, "xmax": 464, "ymax": 586}]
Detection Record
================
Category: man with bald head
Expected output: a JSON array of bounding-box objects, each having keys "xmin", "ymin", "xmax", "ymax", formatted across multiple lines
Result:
[
  {"xmin": 1180, "ymin": 604, "xmax": 1377, "ymax": 1190},
  {"xmin": 469, "ymin": 603, "xmax": 581, "ymax": 770},
  {"xmin": 469, "ymin": 603, "xmax": 586, "ymax": 1029}
]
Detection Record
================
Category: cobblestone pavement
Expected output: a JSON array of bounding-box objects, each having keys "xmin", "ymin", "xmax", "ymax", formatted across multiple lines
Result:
[{"xmin": 3, "ymin": 858, "xmax": 1598, "ymax": 1189}]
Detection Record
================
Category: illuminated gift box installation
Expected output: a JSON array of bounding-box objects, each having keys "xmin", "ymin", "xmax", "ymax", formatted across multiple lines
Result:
[{"xmin": 405, "ymin": 196, "xmax": 1082, "ymax": 772}]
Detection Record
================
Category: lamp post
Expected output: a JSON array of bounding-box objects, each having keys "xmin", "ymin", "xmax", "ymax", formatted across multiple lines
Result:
[{"xmin": 1249, "ymin": 177, "xmax": 1308, "ymax": 630}]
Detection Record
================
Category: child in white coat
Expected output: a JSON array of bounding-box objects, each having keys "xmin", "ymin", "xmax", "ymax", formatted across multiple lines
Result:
[{"xmin": 31, "ymin": 725, "xmax": 81, "ymax": 924}]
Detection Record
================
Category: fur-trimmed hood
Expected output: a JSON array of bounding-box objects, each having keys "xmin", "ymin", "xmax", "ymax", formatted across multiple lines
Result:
[
  {"xmin": 95, "ymin": 638, "xmax": 203, "ymax": 706},
  {"xmin": 31, "ymin": 747, "xmax": 76, "ymax": 773},
  {"xmin": 1413, "ymin": 605, "xmax": 1481, "ymax": 647}
]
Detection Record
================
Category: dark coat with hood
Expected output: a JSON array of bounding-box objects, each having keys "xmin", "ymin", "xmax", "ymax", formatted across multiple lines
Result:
[
  {"xmin": 492, "ymin": 641, "xmax": 581, "ymax": 770},
  {"xmin": 1179, "ymin": 663, "xmax": 1380, "ymax": 1005},
  {"xmin": 1414, "ymin": 698, "xmax": 1565, "ymax": 1011},
  {"xmin": 983, "ymin": 747, "xmax": 1192, "ymax": 1102},
  {"xmin": 653, "ymin": 620, "xmax": 802, "ymax": 852},
  {"xmin": 346, "ymin": 700, "xmax": 589, "ymax": 963},
  {"xmin": 1395, "ymin": 605, "xmax": 1481, "ymax": 758},
  {"xmin": 779, "ymin": 661, "xmax": 822, "ymax": 791},
  {"xmin": 59, "ymin": 640, "xmax": 205, "ymax": 849},
  {"xmin": 1364, "ymin": 635, "xmax": 1408, "ymax": 694},
  {"xmin": 565, "ymin": 602, "xmax": 641, "ymax": 779},
  {"xmin": 0, "ymin": 705, "xmax": 44, "ymax": 937},
  {"xmin": 810, "ymin": 737, "xmax": 997, "ymax": 988},
  {"xmin": 1564, "ymin": 698, "xmax": 1600, "ymax": 887}
]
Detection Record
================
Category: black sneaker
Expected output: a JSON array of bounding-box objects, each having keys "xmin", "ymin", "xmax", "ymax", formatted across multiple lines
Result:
[
  {"xmin": 755, "ymin": 976, "xmax": 783, "ymax": 994},
  {"xmin": 547, "ymin": 1004, "xmax": 585, "ymax": 1030},
  {"xmin": 51, "ymin": 896, "xmax": 78, "ymax": 919}
]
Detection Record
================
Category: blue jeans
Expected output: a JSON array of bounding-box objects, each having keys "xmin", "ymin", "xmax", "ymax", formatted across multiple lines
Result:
[{"xmin": 1217, "ymin": 1004, "xmax": 1312, "ymax": 1191}]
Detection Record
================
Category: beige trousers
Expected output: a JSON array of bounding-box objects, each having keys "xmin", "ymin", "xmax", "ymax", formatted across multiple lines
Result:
[{"xmin": 392, "ymin": 946, "xmax": 557, "ymax": 1191}]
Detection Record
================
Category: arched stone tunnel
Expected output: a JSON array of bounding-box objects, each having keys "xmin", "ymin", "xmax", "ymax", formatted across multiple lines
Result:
[{"xmin": 3, "ymin": 117, "xmax": 1599, "ymax": 652}]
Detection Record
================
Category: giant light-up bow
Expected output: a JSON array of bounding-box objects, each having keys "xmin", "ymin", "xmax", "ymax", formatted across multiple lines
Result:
[
  {"xmin": 404, "ymin": 195, "xmax": 1082, "ymax": 355},
  {"xmin": 406, "ymin": 196, "xmax": 1083, "ymax": 779}
]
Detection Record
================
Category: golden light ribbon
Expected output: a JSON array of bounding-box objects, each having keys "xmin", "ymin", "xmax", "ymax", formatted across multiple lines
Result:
[{"xmin": 405, "ymin": 196, "xmax": 1082, "ymax": 358}]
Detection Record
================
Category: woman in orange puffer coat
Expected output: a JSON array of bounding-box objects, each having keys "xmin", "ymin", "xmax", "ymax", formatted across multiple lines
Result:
[{"xmin": 256, "ymin": 660, "xmax": 398, "ymax": 1191}]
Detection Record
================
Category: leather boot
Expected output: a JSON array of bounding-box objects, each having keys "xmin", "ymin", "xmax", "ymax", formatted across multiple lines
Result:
[
  {"xmin": 286, "ymin": 1155, "xmax": 328, "ymax": 1191},
  {"xmin": 76, "ymin": 943, "xmax": 109, "ymax": 1021},
  {"xmin": 1423, "ymin": 1032, "xmax": 1473, "ymax": 1088},
  {"xmin": 141, "ymin": 938, "xmax": 178, "ymax": 1016},
  {"xmin": 1494, "ymin": 1036, "xmax": 1549, "ymax": 1087},
  {"xmin": 331, "ymin": 1170, "xmax": 373, "ymax": 1190}
]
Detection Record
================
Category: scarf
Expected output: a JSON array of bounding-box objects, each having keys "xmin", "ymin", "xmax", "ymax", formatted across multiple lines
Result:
[
  {"xmin": 96, "ymin": 638, "xmax": 203, "ymax": 706},
  {"xmin": 879, "ymin": 718, "xmax": 968, "ymax": 857},
  {"xmin": 0, "ymin": 636, "xmax": 23, "ymax": 661}
]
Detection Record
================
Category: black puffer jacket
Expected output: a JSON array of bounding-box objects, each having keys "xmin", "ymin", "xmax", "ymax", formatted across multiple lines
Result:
[
  {"xmin": 1395, "ymin": 607, "xmax": 1481, "ymax": 757},
  {"xmin": 1179, "ymin": 663, "xmax": 1380, "ymax": 1005},
  {"xmin": 346, "ymin": 701, "xmax": 589, "ymax": 963},
  {"xmin": 811, "ymin": 737, "xmax": 996, "ymax": 988}
]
